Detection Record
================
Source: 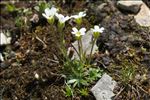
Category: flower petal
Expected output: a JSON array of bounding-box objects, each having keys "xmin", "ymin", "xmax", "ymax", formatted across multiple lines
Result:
[
  {"xmin": 65, "ymin": 16, "xmax": 70, "ymax": 21},
  {"xmin": 71, "ymin": 15, "xmax": 78, "ymax": 19},
  {"xmin": 45, "ymin": 8, "xmax": 51, "ymax": 16},
  {"xmin": 51, "ymin": 7, "xmax": 57, "ymax": 13},
  {"xmin": 94, "ymin": 25, "xmax": 100, "ymax": 30},
  {"xmin": 72, "ymin": 27, "xmax": 78, "ymax": 33},
  {"xmin": 92, "ymin": 25, "xmax": 104, "ymax": 33},
  {"xmin": 56, "ymin": 13, "xmax": 70, "ymax": 23},
  {"xmin": 99, "ymin": 27, "xmax": 104, "ymax": 33},
  {"xmin": 79, "ymin": 11, "xmax": 86, "ymax": 17},
  {"xmin": 79, "ymin": 28, "xmax": 86, "ymax": 35},
  {"xmin": 42, "ymin": 13, "xmax": 49, "ymax": 19}
]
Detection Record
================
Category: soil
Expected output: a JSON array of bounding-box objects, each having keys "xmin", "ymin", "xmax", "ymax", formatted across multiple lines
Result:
[{"xmin": 0, "ymin": 0, "xmax": 150, "ymax": 100}]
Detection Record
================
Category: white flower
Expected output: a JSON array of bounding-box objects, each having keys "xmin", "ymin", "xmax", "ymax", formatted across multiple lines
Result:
[
  {"xmin": 71, "ymin": 11, "xmax": 86, "ymax": 19},
  {"xmin": 42, "ymin": 7, "xmax": 58, "ymax": 19},
  {"xmin": 92, "ymin": 25, "xmax": 104, "ymax": 33},
  {"xmin": 91, "ymin": 25, "xmax": 104, "ymax": 38},
  {"xmin": 0, "ymin": 31, "xmax": 11, "ymax": 46},
  {"xmin": 55, "ymin": 13, "xmax": 70, "ymax": 23},
  {"xmin": 71, "ymin": 27, "xmax": 86, "ymax": 37}
]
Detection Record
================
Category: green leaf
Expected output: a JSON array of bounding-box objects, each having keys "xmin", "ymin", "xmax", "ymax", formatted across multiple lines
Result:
[
  {"xmin": 6, "ymin": 4, "xmax": 16, "ymax": 12},
  {"xmin": 64, "ymin": 84, "xmax": 73, "ymax": 97},
  {"xmin": 79, "ymin": 88, "xmax": 89, "ymax": 96}
]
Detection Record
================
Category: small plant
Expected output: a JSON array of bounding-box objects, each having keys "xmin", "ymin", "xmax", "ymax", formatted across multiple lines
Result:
[
  {"xmin": 71, "ymin": 27, "xmax": 86, "ymax": 62},
  {"xmin": 41, "ymin": 6, "xmax": 104, "ymax": 97},
  {"xmin": 78, "ymin": 88, "xmax": 89, "ymax": 96},
  {"xmin": 63, "ymin": 59, "xmax": 102, "ymax": 96},
  {"xmin": 64, "ymin": 60, "xmax": 88, "ymax": 87},
  {"xmin": 55, "ymin": 13, "xmax": 70, "ymax": 31},
  {"xmin": 6, "ymin": 3, "xmax": 17, "ymax": 12},
  {"xmin": 63, "ymin": 83, "xmax": 74, "ymax": 97},
  {"xmin": 6, "ymin": 3, "xmax": 32, "ymax": 28},
  {"xmin": 120, "ymin": 60, "xmax": 136, "ymax": 85},
  {"xmin": 86, "ymin": 68, "xmax": 102, "ymax": 83},
  {"xmin": 89, "ymin": 25, "xmax": 104, "ymax": 62},
  {"xmin": 15, "ymin": 17, "xmax": 24, "ymax": 27},
  {"xmin": 34, "ymin": 1, "xmax": 52, "ymax": 14}
]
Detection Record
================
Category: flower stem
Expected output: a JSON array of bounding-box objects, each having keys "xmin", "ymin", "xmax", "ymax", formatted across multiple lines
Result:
[
  {"xmin": 79, "ymin": 38, "xmax": 85, "ymax": 63},
  {"xmin": 71, "ymin": 43, "xmax": 80, "ymax": 59},
  {"xmin": 89, "ymin": 37, "xmax": 96, "ymax": 63},
  {"xmin": 78, "ymin": 40, "xmax": 82, "ymax": 61}
]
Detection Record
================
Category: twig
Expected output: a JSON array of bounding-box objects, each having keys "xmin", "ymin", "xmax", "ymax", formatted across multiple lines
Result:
[
  {"xmin": 131, "ymin": 85, "xmax": 139, "ymax": 99},
  {"xmin": 96, "ymin": 60, "xmax": 107, "ymax": 69},
  {"xmin": 114, "ymin": 87, "xmax": 125, "ymax": 100},
  {"xmin": 136, "ymin": 84, "xmax": 149, "ymax": 94},
  {"xmin": 0, "ymin": 87, "xmax": 5, "ymax": 100},
  {"xmin": 89, "ymin": 37, "xmax": 96, "ymax": 62},
  {"xmin": 136, "ymin": 85, "xmax": 141, "ymax": 99},
  {"xmin": 35, "ymin": 36, "xmax": 47, "ymax": 49},
  {"xmin": 0, "ymin": 70, "xmax": 5, "ymax": 76},
  {"xmin": 48, "ymin": 58, "xmax": 59, "ymax": 64},
  {"xmin": 132, "ymin": 85, "xmax": 141, "ymax": 99}
]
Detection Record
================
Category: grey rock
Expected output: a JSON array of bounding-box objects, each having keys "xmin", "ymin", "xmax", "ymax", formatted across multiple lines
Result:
[
  {"xmin": 134, "ymin": 3, "xmax": 150, "ymax": 27},
  {"xmin": 117, "ymin": 0, "xmax": 143, "ymax": 14},
  {"xmin": 91, "ymin": 73, "xmax": 117, "ymax": 100},
  {"xmin": 96, "ymin": 3, "xmax": 107, "ymax": 11},
  {"xmin": 71, "ymin": 30, "xmax": 98, "ymax": 59}
]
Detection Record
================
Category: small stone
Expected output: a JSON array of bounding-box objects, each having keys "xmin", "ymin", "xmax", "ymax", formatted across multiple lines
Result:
[
  {"xmin": 0, "ymin": 31, "xmax": 11, "ymax": 46},
  {"xmin": 102, "ymin": 56, "xmax": 111, "ymax": 66},
  {"xmin": 117, "ymin": 0, "xmax": 143, "ymax": 14},
  {"xmin": 0, "ymin": 53, "xmax": 4, "ymax": 62},
  {"xmin": 12, "ymin": 62, "xmax": 20, "ymax": 67},
  {"xmin": 34, "ymin": 72, "xmax": 39, "ymax": 80},
  {"xmin": 12, "ymin": 41, "xmax": 20, "ymax": 50},
  {"xmin": 120, "ymin": 36, "xmax": 128, "ymax": 42},
  {"xmin": 134, "ymin": 3, "xmax": 150, "ymax": 27},
  {"xmin": 30, "ymin": 14, "xmax": 39, "ymax": 23},
  {"xmin": 135, "ymin": 74, "xmax": 141, "ymax": 80},
  {"xmin": 0, "ymin": 62, "xmax": 9, "ymax": 68},
  {"xmin": 96, "ymin": 3, "xmax": 107, "ymax": 11},
  {"xmin": 91, "ymin": 73, "xmax": 117, "ymax": 100},
  {"xmin": 7, "ymin": 51, "xmax": 16, "ymax": 59}
]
